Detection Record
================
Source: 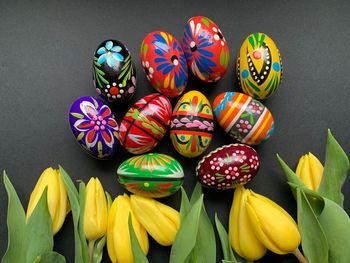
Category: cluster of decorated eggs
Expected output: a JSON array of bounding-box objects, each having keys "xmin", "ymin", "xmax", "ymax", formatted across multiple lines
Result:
[{"xmin": 68, "ymin": 15, "xmax": 283, "ymax": 197}]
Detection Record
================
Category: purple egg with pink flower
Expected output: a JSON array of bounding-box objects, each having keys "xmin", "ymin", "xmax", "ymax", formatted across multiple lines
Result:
[
  {"xmin": 93, "ymin": 39, "xmax": 136, "ymax": 103},
  {"xmin": 69, "ymin": 96, "xmax": 119, "ymax": 159}
]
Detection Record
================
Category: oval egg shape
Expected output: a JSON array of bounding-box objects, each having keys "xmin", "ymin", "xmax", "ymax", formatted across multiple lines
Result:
[
  {"xmin": 140, "ymin": 31, "xmax": 188, "ymax": 98},
  {"xmin": 213, "ymin": 92, "xmax": 275, "ymax": 145},
  {"xmin": 237, "ymin": 32, "xmax": 282, "ymax": 99},
  {"xmin": 69, "ymin": 96, "xmax": 119, "ymax": 159},
  {"xmin": 196, "ymin": 144, "xmax": 260, "ymax": 190},
  {"xmin": 93, "ymin": 39, "xmax": 136, "ymax": 103},
  {"xmin": 119, "ymin": 93, "xmax": 172, "ymax": 154},
  {"xmin": 117, "ymin": 153, "xmax": 184, "ymax": 198},
  {"xmin": 170, "ymin": 90, "xmax": 214, "ymax": 158},
  {"xmin": 182, "ymin": 16, "xmax": 230, "ymax": 82}
]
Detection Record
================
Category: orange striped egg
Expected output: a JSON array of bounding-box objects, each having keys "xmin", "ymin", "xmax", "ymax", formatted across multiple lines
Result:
[{"xmin": 213, "ymin": 92, "xmax": 274, "ymax": 145}]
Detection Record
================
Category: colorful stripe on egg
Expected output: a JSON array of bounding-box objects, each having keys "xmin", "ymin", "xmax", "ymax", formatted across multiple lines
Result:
[
  {"xmin": 237, "ymin": 33, "xmax": 282, "ymax": 99},
  {"xmin": 213, "ymin": 92, "xmax": 274, "ymax": 145}
]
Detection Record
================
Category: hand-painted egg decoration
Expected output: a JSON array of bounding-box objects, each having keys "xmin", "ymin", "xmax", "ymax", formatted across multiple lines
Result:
[
  {"xmin": 140, "ymin": 31, "xmax": 188, "ymax": 98},
  {"xmin": 182, "ymin": 16, "xmax": 230, "ymax": 82},
  {"xmin": 237, "ymin": 32, "xmax": 282, "ymax": 99},
  {"xmin": 93, "ymin": 39, "xmax": 136, "ymax": 103},
  {"xmin": 196, "ymin": 144, "xmax": 260, "ymax": 190},
  {"xmin": 69, "ymin": 96, "xmax": 119, "ymax": 159},
  {"xmin": 117, "ymin": 153, "xmax": 184, "ymax": 198},
  {"xmin": 119, "ymin": 93, "xmax": 172, "ymax": 154},
  {"xmin": 170, "ymin": 90, "xmax": 214, "ymax": 158},
  {"xmin": 213, "ymin": 92, "xmax": 275, "ymax": 145}
]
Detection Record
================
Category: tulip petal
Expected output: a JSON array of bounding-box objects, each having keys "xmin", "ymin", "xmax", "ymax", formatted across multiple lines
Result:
[{"xmin": 308, "ymin": 152, "xmax": 324, "ymax": 191}]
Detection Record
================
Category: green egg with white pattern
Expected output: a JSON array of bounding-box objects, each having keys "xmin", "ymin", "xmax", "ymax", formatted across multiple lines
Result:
[{"xmin": 117, "ymin": 153, "xmax": 184, "ymax": 198}]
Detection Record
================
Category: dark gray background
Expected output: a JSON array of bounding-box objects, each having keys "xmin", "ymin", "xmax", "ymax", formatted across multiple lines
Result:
[{"xmin": 1, "ymin": 0, "xmax": 350, "ymax": 262}]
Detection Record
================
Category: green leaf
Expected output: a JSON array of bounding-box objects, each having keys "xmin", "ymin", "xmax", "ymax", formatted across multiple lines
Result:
[
  {"xmin": 318, "ymin": 198, "xmax": 350, "ymax": 263},
  {"xmin": 128, "ymin": 214, "xmax": 149, "ymax": 263},
  {"xmin": 220, "ymin": 49, "xmax": 225, "ymax": 66},
  {"xmin": 318, "ymin": 130, "xmax": 350, "ymax": 207},
  {"xmin": 143, "ymin": 44, "xmax": 148, "ymax": 58},
  {"xmin": 77, "ymin": 132, "xmax": 84, "ymax": 141},
  {"xmin": 201, "ymin": 17, "xmax": 209, "ymax": 27},
  {"xmin": 2, "ymin": 172, "xmax": 27, "ymax": 263},
  {"xmin": 70, "ymin": 112, "xmax": 84, "ymax": 119},
  {"xmin": 60, "ymin": 166, "xmax": 88, "ymax": 263},
  {"xmin": 26, "ymin": 188, "xmax": 53, "ymax": 262},
  {"xmin": 189, "ymin": 182, "xmax": 203, "ymax": 206},
  {"xmin": 169, "ymin": 195, "xmax": 204, "ymax": 263},
  {"xmin": 296, "ymin": 188, "xmax": 328, "ymax": 263},
  {"xmin": 179, "ymin": 187, "xmax": 190, "ymax": 220},
  {"xmin": 215, "ymin": 214, "xmax": 234, "ymax": 261},
  {"xmin": 39, "ymin": 251, "xmax": 66, "ymax": 263}
]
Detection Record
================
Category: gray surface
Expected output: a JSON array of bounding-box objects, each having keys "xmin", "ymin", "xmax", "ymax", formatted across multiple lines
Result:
[{"xmin": 1, "ymin": 0, "xmax": 350, "ymax": 262}]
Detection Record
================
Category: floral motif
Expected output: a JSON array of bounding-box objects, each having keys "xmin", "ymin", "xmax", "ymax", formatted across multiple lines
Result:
[
  {"xmin": 152, "ymin": 33, "xmax": 187, "ymax": 90},
  {"xmin": 212, "ymin": 27, "xmax": 225, "ymax": 46},
  {"xmin": 183, "ymin": 20, "xmax": 216, "ymax": 81},
  {"xmin": 142, "ymin": 61, "xmax": 154, "ymax": 80},
  {"xmin": 249, "ymin": 155, "xmax": 260, "ymax": 169},
  {"xmin": 248, "ymin": 101, "xmax": 264, "ymax": 114},
  {"xmin": 73, "ymin": 100, "xmax": 118, "ymax": 149},
  {"xmin": 96, "ymin": 41, "xmax": 124, "ymax": 68},
  {"xmin": 236, "ymin": 120, "xmax": 252, "ymax": 134}
]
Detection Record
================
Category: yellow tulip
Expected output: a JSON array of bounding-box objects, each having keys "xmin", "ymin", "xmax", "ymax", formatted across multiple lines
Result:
[
  {"xmin": 26, "ymin": 167, "xmax": 69, "ymax": 235},
  {"xmin": 296, "ymin": 152, "xmax": 324, "ymax": 191},
  {"xmin": 107, "ymin": 194, "xmax": 148, "ymax": 263},
  {"xmin": 130, "ymin": 195, "xmax": 180, "ymax": 246},
  {"xmin": 229, "ymin": 186, "xmax": 266, "ymax": 261},
  {"xmin": 245, "ymin": 190, "xmax": 301, "ymax": 255},
  {"xmin": 84, "ymin": 177, "xmax": 108, "ymax": 241}
]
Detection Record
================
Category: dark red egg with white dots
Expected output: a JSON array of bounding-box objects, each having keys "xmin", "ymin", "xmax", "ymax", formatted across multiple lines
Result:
[{"xmin": 196, "ymin": 144, "xmax": 260, "ymax": 190}]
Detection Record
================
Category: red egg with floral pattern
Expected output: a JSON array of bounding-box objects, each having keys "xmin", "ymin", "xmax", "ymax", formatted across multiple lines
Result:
[
  {"xmin": 196, "ymin": 144, "xmax": 260, "ymax": 190},
  {"xmin": 119, "ymin": 93, "xmax": 172, "ymax": 154},
  {"xmin": 141, "ymin": 31, "xmax": 188, "ymax": 98},
  {"xmin": 182, "ymin": 16, "xmax": 230, "ymax": 82}
]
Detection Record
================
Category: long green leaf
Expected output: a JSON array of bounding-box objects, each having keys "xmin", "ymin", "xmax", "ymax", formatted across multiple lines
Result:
[
  {"xmin": 169, "ymin": 195, "xmax": 203, "ymax": 263},
  {"xmin": 318, "ymin": 130, "xmax": 350, "ymax": 207},
  {"xmin": 190, "ymin": 183, "xmax": 203, "ymax": 206},
  {"xmin": 318, "ymin": 198, "xmax": 350, "ymax": 263},
  {"xmin": 26, "ymin": 188, "xmax": 53, "ymax": 262},
  {"xmin": 180, "ymin": 187, "xmax": 190, "ymax": 220},
  {"xmin": 60, "ymin": 166, "xmax": 86, "ymax": 263},
  {"xmin": 2, "ymin": 172, "xmax": 27, "ymax": 263},
  {"xmin": 128, "ymin": 214, "xmax": 149, "ymax": 263},
  {"xmin": 296, "ymin": 188, "xmax": 328, "ymax": 263},
  {"xmin": 39, "ymin": 251, "xmax": 66, "ymax": 263}
]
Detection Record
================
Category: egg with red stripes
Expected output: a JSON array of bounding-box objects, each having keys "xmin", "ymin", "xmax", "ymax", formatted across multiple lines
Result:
[
  {"xmin": 140, "ymin": 31, "xmax": 188, "ymax": 98},
  {"xmin": 119, "ymin": 93, "xmax": 172, "ymax": 154},
  {"xmin": 182, "ymin": 16, "xmax": 230, "ymax": 82},
  {"xmin": 213, "ymin": 92, "xmax": 274, "ymax": 145},
  {"xmin": 170, "ymin": 90, "xmax": 214, "ymax": 158}
]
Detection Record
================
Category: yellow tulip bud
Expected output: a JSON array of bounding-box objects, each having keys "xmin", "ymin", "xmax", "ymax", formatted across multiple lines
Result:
[
  {"xmin": 296, "ymin": 152, "xmax": 324, "ymax": 191},
  {"xmin": 26, "ymin": 167, "xmax": 68, "ymax": 235},
  {"xmin": 229, "ymin": 186, "xmax": 266, "ymax": 261},
  {"xmin": 130, "ymin": 195, "xmax": 180, "ymax": 246},
  {"xmin": 84, "ymin": 177, "xmax": 108, "ymax": 241},
  {"xmin": 107, "ymin": 194, "xmax": 149, "ymax": 263},
  {"xmin": 245, "ymin": 190, "xmax": 301, "ymax": 255}
]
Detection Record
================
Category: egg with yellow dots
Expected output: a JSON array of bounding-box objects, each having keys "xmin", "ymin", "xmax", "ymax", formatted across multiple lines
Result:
[{"xmin": 236, "ymin": 32, "xmax": 282, "ymax": 100}]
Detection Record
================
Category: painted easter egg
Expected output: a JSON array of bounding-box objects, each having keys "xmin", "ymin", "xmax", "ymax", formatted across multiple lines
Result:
[
  {"xmin": 196, "ymin": 144, "xmax": 260, "ymax": 190},
  {"xmin": 213, "ymin": 92, "xmax": 275, "ymax": 145},
  {"xmin": 93, "ymin": 39, "xmax": 136, "ymax": 103},
  {"xmin": 69, "ymin": 96, "xmax": 119, "ymax": 159},
  {"xmin": 182, "ymin": 16, "xmax": 230, "ymax": 82},
  {"xmin": 140, "ymin": 31, "xmax": 188, "ymax": 98},
  {"xmin": 237, "ymin": 32, "xmax": 282, "ymax": 99},
  {"xmin": 170, "ymin": 90, "xmax": 214, "ymax": 158},
  {"xmin": 119, "ymin": 93, "xmax": 172, "ymax": 154},
  {"xmin": 117, "ymin": 153, "xmax": 184, "ymax": 198}
]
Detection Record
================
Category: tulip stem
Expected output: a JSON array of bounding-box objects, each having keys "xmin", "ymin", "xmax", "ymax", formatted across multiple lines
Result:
[
  {"xmin": 88, "ymin": 240, "xmax": 95, "ymax": 263},
  {"xmin": 292, "ymin": 248, "xmax": 308, "ymax": 263}
]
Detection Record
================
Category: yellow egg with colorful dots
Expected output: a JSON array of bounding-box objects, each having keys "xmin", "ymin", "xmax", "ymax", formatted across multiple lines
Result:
[{"xmin": 237, "ymin": 33, "xmax": 282, "ymax": 100}]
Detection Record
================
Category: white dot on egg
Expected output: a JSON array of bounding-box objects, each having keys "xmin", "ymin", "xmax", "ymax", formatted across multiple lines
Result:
[{"xmin": 120, "ymin": 89, "xmax": 124, "ymax": 94}]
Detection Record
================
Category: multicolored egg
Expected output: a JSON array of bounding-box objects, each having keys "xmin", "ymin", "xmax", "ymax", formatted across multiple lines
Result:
[
  {"xmin": 69, "ymin": 96, "xmax": 119, "ymax": 159},
  {"xmin": 182, "ymin": 16, "xmax": 230, "ymax": 82},
  {"xmin": 170, "ymin": 90, "xmax": 214, "ymax": 158},
  {"xmin": 117, "ymin": 153, "xmax": 184, "ymax": 198},
  {"xmin": 196, "ymin": 144, "xmax": 260, "ymax": 190},
  {"xmin": 119, "ymin": 93, "xmax": 172, "ymax": 154},
  {"xmin": 93, "ymin": 39, "xmax": 136, "ymax": 103},
  {"xmin": 237, "ymin": 32, "xmax": 282, "ymax": 99},
  {"xmin": 213, "ymin": 92, "xmax": 275, "ymax": 145},
  {"xmin": 140, "ymin": 31, "xmax": 188, "ymax": 98}
]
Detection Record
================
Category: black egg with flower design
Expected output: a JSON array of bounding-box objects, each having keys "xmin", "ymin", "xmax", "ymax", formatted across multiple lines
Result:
[{"xmin": 93, "ymin": 39, "xmax": 137, "ymax": 103}]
